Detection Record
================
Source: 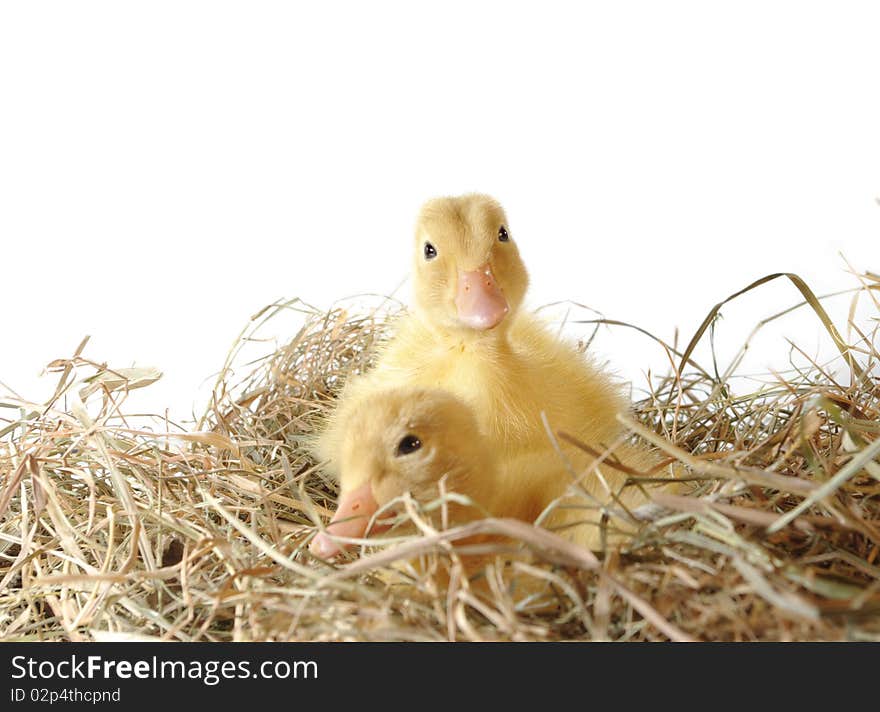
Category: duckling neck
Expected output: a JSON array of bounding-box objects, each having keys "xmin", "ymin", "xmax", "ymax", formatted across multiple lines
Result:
[{"xmin": 417, "ymin": 315, "xmax": 513, "ymax": 351}]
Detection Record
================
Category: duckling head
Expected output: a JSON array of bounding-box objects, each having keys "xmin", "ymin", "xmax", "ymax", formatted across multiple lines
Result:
[
  {"xmin": 309, "ymin": 388, "xmax": 492, "ymax": 559},
  {"xmin": 413, "ymin": 194, "xmax": 529, "ymax": 334}
]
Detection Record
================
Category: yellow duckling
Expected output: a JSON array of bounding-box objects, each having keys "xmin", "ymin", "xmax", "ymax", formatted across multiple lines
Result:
[
  {"xmin": 309, "ymin": 388, "xmax": 495, "ymax": 558},
  {"xmin": 310, "ymin": 387, "xmax": 659, "ymax": 558},
  {"xmin": 317, "ymin": 193, "xmax": 628, "ymax": 467}
]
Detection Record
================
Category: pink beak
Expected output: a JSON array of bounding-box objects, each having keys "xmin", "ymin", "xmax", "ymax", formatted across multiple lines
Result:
[
  {"xmin": 309, "ymin": 482, "xmax": 391, "ymax": 559},
  {"xmin": 455, "ymin": 264, "xmax": 509, "ymax": 330}
]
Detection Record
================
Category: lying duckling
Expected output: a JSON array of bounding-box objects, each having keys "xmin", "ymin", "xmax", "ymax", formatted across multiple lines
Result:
[
  {"xmin": 309, "ymin": 388, "xmax": 495, "ymax": 558},
  {"xmin": 310, "ymin": 388, "xmax": 664, "ymax": 558}
]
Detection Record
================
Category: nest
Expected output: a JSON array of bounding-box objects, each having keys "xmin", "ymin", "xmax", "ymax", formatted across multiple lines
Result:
[{"xmin": 1, "ymin": 273, "xmax": 879, "ymax": 642}]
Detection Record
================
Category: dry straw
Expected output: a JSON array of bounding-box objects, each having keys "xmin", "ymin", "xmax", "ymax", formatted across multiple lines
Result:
[{"xmin": 1, "ymin": 270, "xmax": 879, "ymax": 641}]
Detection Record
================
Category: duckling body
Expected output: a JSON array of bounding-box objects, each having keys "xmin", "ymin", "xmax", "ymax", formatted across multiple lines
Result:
[{"xmin": 371, "ymin": 311, "xmax": 628, "ymax": 452}]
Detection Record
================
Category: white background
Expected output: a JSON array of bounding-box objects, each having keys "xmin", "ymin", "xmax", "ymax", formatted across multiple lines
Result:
[{"xmin": 1, "ymin": 2, "xmax": 877, "ymax": 420}]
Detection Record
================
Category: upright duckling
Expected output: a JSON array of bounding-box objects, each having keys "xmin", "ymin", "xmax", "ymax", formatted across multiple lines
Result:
[
  {"xmin": 316, "ymin": 193, "xmax": 629, "ymax": 471},
  {"xmin": 309, "ymin": 388, "xmax": 495, "ymax": 559}
]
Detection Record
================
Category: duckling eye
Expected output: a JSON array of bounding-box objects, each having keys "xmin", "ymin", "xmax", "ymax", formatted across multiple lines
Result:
[
  {"xmin": 498, "ymin": 226, "xmax": 509, "ymax": 242},
  {"xmin": 396, "ymin": 434, "xmax": 422, "ymax": 456},
  {"xmin": 423, "ymin": 242, "xmax": 437, "ymax": 260}
]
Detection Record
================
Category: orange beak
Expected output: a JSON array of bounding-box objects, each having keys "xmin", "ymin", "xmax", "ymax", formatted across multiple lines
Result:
[
  {"xmin": 309, "ymin": 482, "xmax": 391, "ymax": 559},
  {"xmin": 455, "ymin": 263, "xmax": 509, "ymax": 330}
]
